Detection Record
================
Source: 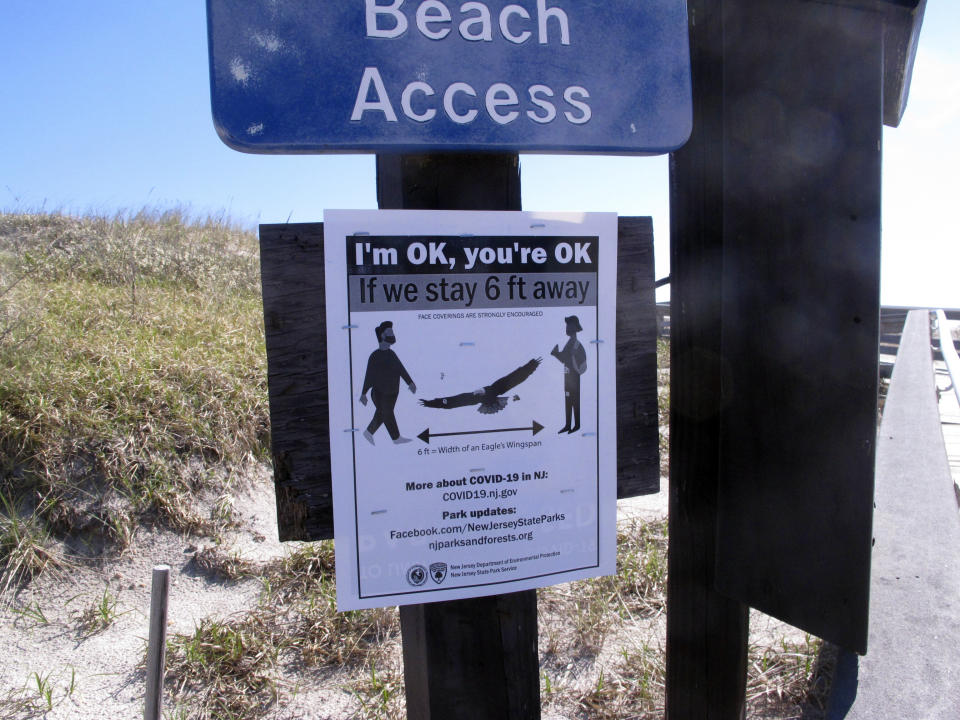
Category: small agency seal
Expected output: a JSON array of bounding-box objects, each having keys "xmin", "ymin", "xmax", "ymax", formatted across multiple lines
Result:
[
  {"xmin": 429, "ymin": 562, "xmax": 448, "ymax": 584},
  {"xmin": 406, "ymin": 564, "xmax": 427, "ymax": 587}
]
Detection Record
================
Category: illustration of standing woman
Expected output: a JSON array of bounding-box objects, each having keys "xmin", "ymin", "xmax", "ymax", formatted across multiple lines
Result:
[
  {"xmin": 360, "ymin": 321, "xmax": 416, "ymax": 445},
  {"xmin": 550, "ymin": 315, "xmax": 587, "ymax": 434}
]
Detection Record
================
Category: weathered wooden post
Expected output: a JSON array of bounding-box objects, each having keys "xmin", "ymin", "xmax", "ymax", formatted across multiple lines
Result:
[
  {"xmin": 665, "ymin": 1, "xmax": 750, "ymax": 715},
  {"xmin": 375, "ymin": 153, "xmax": 539, "ymax": 719},
  {"xmin": 666, "ymin": 0, "xmax": 925, "ymax": 715},
  {"xmin": 257, "ymin": 209, "xmax": 660, "ymax": 720},
  {"xmin": 207, "ymin": 2, "xmax": 687, "ymax": 716}
]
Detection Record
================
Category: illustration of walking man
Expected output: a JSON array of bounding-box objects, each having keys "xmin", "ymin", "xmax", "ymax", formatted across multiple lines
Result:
[
  {"xmin": 360, "ymin": 321, "xmax": 416, "ymax": 445},
  {"xmin": 550, "ymin": 315, "xmax": 587, "ymax": 434}
]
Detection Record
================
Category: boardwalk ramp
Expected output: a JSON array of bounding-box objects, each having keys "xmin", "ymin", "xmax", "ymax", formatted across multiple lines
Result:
[{"xmin": 829, "ymin": 309, "xmax": 960, "ymax": 718}]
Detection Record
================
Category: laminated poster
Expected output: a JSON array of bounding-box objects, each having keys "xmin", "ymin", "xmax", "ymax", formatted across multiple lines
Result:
[{"xmin": 324, "ymin": 210, "xmax": 617, "ymax": 609}]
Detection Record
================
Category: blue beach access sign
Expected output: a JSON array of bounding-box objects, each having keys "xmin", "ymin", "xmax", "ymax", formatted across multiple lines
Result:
[{"xmin": 206, "ymin": 0, "xmax": 692, "ymax": 155}]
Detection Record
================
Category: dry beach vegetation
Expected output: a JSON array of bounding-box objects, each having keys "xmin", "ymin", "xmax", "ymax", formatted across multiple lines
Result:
[{"xmin": 0, "ymin": 210, "xmax": 829, "ymax": 719}]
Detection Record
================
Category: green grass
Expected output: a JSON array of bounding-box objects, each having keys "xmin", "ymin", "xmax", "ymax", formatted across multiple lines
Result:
[
  {"xmin": 0, "ymin": 490, "xmax": 63, "ymax": 594},
  {"xmin": 165, "ymin": 615, "xmax": 285, "ymax": 720},
  {"xmin": 75, "ymin": 586, "xmax": 126, "ymax": 636},
  {"xmin": 10, "ymin": 600, "xmax": 49, "ymax": 627},
  {"xmin": 539, "ymin": 518, "xmax": 669, "ymax": 653},
  {"xmin": 350, "ymin": 661, "xmax": 405, "ymax": 720},
  {"xmin": 548, "ymin": 623, "xmax": 823, "ymax": 720},
  {"xmin": 747, "ymin": 635, "xmax": 828, "ymax": 714},
  {"xmin": 574, "ymin": 642, "xmax": 666, "ymax": 718},
  {"xmin": 0, "ymin": 209, "xmax": 269, "ymax": 588},
  {"xmin": 165, "ymin": 542, "xmax": 400, "ymax": 719},
  {"xmin": 0, "ymin": 667, "xmax": 77, "ymax": 718}
]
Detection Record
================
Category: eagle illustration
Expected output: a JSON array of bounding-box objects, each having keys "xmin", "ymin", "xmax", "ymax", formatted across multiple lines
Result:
[{"xmin": 419, "ymin": 357, "xmax": 542, "ymax": 414}]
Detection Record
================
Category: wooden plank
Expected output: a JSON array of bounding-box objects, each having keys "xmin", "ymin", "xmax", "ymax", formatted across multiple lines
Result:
[
  {"xmin": 616, "ymin": 217, "xmax": 660, "ymax": 498},
  {"xmin": 259, "ymin": 219, "xmax": 659, "ymax": 540},
  {"xmin": 399, "ymin": 591, "xmax": 540, "ymax": 719},
  {"xmin": 880, "ymin": 0, "xmax": 926, "ymax": 127},
  {"xmin": 377, "ymin": 153, "xmax": 539, "ymax": 720},
  {"xmin": 715, "ymin": 0, "xmax": 881, "ymax": 655},
  {"xmin": 665, "ymin": 0, "xmax": 750, "ymax": 716},
  {"xmin": 259, "ymin": 224, "xmax": 332, "ymax": 541},
  {"xmin": 822, "ymin": 0, "xmax": 927, "ymax": 127}
]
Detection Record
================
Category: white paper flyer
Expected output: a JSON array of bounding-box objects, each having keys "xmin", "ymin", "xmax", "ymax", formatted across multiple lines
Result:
[{"xmin": 324, "ymin": 210, "xmax": 618, "ymax": 609}]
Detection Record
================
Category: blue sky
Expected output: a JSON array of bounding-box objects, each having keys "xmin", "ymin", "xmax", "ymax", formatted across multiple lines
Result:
[{"xmin": 1, "ymin": 2, "xmax": 957, "ymax": 307}]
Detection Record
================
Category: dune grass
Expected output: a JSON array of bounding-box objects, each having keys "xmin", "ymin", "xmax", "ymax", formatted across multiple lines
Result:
[
  {"xmin": 164, "ymin": 542, "xmax": 400, "ymax": 720},
  {"xmin": 0, "ymin": 209, "xmax": 269, "ymax": 584},
  {"xmin": 169, "ymin": 519, "xmax": 822, "ymax": 720}
]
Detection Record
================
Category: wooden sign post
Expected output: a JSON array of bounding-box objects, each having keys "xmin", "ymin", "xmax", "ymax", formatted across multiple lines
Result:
[
  {"xmin": 258, "ymin": 161, "xmax": 659, "ymax": 718},
  {"xmin": 665, "ymin": 1, "xmax": 750, "ymax": 714},
  {"xmin": 666, "ymin": 0, "xmax": 925, "ymax": 715},
  {"xmin": 375, "ymin": 154, "xmax": 537, "ymax": 719}
]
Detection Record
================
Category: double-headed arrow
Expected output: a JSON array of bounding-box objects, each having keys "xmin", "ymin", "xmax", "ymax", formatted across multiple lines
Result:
[{"xmin": 417, "ymin": 420, "xmax": 544, "ymax": 445}]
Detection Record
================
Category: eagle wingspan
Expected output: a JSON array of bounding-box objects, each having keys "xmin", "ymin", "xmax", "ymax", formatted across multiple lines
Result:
[
  {"xmin": 419, "ymin": 358, "xmax": 542, "ymax": 412},
  {"xmin": 419, "ymin": 390, "xmax": 480, "ymax": 410},
  {"xmin": 487, "ymin": 357, "xmax": 542, "ymax": 396}
]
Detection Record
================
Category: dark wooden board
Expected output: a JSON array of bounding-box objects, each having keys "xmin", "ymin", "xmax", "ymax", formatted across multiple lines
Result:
[
  {"xmin": 377, "ymin": 153, "xmax": 538, "ymax": 720},
  {"xmin": 665, "ymin": 0, "xmax": 749, "ymax": 715},
  {"xmin": 615, "ymin": 217, "xmax": 660, "ymax": 498},
  {"xmin": 399, "ymin": 589, "xmax": 539, "ymax": 719},
  {"xmin": 259, "ymin": 220, "xmax": 658, "ymax": 541},
  {"xmin": 714, "ymin": 0, "xmax": 881, "ymax": 655},
  {"xmin": 826, "ymin": 0, "xmax": 926, "ymax": 127},
  {"xmin": 259, "ymin": 224, "xmax": 330, "ymax": 541},
  {"xmin": 881, "ymin": 0, "xmax": 925, "ymax": 127}
]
